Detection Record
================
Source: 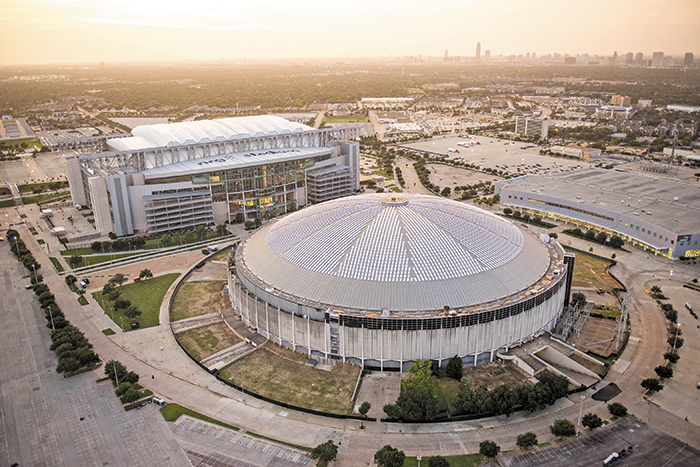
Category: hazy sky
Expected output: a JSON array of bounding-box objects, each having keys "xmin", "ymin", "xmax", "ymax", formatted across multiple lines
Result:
[{"xmin": 1, "ymin": 0, "xmax": 698, "ymax": 65}]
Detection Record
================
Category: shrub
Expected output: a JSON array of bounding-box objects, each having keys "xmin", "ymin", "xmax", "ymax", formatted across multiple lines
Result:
[
  {"xmin": 516, "ymin": 431, "xmax": 538, "ymax": 450},
  {"xmin": 550, "ymin": 419, "xmax": 576, "ymax": 439},
  {"xmin": 641, "ymin": 378, "xmax": 663, "ymax": 393},
  {"xmin": 664, "ymin": 351, "xmax": 680, "ymax": 364},
  {"xmin": 582, "ymin": 413, "xmax": 602, "ymax": 430},
  {"xmin": 608, "ymin": 402, "xmax": 627, "ymax": 418},
  {"xmin": 654, "ymin": 365, "xmax": 673, "ymax": 379},
  {"xmin": 479, "ymin": 440, "xmax": 501, "ymax": 458}
]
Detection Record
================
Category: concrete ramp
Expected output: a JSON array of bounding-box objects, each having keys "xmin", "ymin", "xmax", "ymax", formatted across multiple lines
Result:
[
  {"xmin": 171, "ymin": 312, "xmax": 223, "ymax": 334},
  {"xmin": 201, "ymin": 341, "xmax": 256, "ymax": 370}
]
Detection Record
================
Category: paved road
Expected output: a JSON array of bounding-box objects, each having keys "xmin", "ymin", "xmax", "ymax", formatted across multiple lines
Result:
[
  {"xmin": 6, "ymin": 201, "xmax": 700, "ymax": 466},
  {"xmin": 395, "ymin": 156, "xmax": 431, "ymax": 195}
]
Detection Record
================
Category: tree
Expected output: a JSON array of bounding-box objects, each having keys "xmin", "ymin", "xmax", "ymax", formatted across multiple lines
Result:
[
  {"xmin": 582, "ymin": 413, "xmax": 602, "ymax": 430},
  {"xmin": 654, "ymin": 365, "xmax": 673, "ymax": 379},
  {"xmin": 139, "ymin": 269, "xmax": 153, "ymax": 282},
  {"xmin": 161, "ymin": 234, "xmax": 172, "ymax": 247},
  {"xmin": 65, "ymin": 274, "xmax": 77, "ymax": 287},
  {"xmin": 359, "ymin": 401, "xmax": 371, "ymax": 416},
  {"xmin": 216, "ymin": 223, "xmax": 228, "ymax": 237},
  {"xmin": 608, "ymin": 236, "xmax": 624, "ymax": 248},
  {"xmin": 112, "ymin": 273, "xmax": 128, "ymax": 288},
  {"xmin": 516, "ymin": 432, "xmax": 538, "ymax": 450},
  {"xmin": 56, "ymin": 356, "xmax": 80, "ymax": 374},
  {"xmin": 664, "ymin": 351, "xmax": 680, "ymax": 364},
  {"xmin": 115, "ymin": 381, "xmax": 133, "ymax": 397},
  {"xmin": 91, "ymin": 241, "xmax": 103, "ymax": 252},
  {"xmin": 108, "ymin": 231, "xmax": 117, "ymax": 240},
  {"xmin": 68, "ymin": 255, "xmax": 83, "ymax": 268},
  {"xmin": 641, "ymin": 378, "xmax": 664, "ymax": 393},
  {"xmin": 550, "ymin": 419, "xmax": 576, "ymax": 439},
  {"xmin": 595, "ymin": 231, "xmax": 608, "ymax": 244},
  {"xmin": 584, "ymin": 230, "xmax": 597, "ymax": 241},
  {"xmin": 428, "ymin": 456, "xmax": 449, "ymax": 467},
  {"xmin": 104, "ymin": 360, "xmax": 127, "ymax": 384},
  {"xmin": 114, "ymin": 298, "xmax": 132, "ymax": 311},
  {"xmin": 375, "ymin": 445, "xmax": 405, "ymax": 467},
  {"xmin": 668, "ymin": 336, "xmax": 684, "ymax": 349},
  {"xmin": 121, "ymin": 386, "xmax": 141, "ymax": 403},
  {"xmin": 479, "ymin": 440, "xmax": 501, "ymax": 458},
  {"xmin": 234, "ymin": 212, "xmax": 244, "ymax": 223},
  {"xmin": 310, "ymin": 440, "xmax": 338, "ymax": 463},
  {"xmin": 441, "ymin": 186, "xmax": 451, "ymax": 197},
  {"xmin": 608, "ymin": 402, "xmax": 627, "ymax": 418},
  {"xmin": 446, "ymin": 355, "xmax": 463, "ymax": 380},
  {"xmin": 123, "ymin": 305, "xmax": 142, "ymax": 321},
  {"xmin": 503, "ymin": 207, "xmax": 513, "ymax": 216}
]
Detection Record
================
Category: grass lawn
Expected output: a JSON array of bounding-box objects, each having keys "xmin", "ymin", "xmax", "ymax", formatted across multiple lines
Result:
[
  {"xmin": 0, "ymin": 199, "xmax": 16, "ymax": 208},
  {"xmin": 219, "ymin": 342, "xmax": 361, "ymax": 415},
  {"xmin": 93, "ymin": 273, "xmax": 180, "ymax": 330},
  {"xmin": 403, "ymin": 453, "xmax": 488, "ymax": 467},
  {"xmin": 462, "ymin": 362, "xmax": 531, "ymax": 390},
  {"xmin": 21, "ymin": 192, "xmax": 71, "ymax": 205},
  {"xmin": 60, "ymin": 231, "xmax": 229, "ymax": 256},
  {"xmin": 566, "ymin": 249, "xmax": 616, "ymax": 292},
  {"xmin": 65, "ymin": 253, "xmax": 138, "ymax": 268},
  {"xmin": 18, "ymin": 181, "xmax": 69, "ymax": 193},
  {"xmin": 170, "ymin": 280, "xmax": 228, "ymax": 321},
  {"xmin": 28, "ymin": 227, "xmax": 38, "ymax": 235},
  {"xmin": 48, "ymin": 257, "xmax": 64, "ymax": 272},
  {"xmin": 160, "ymin": 403, "xmax": 239, "ymax": 431},
  {"xmin": 175, "ymin": 322, "xmax": 241, "ymax": 361},
  {"xmin": 208, "ymin": 248, "xmax": 230, "ymax": 262},
  {"xmin": 438, "ymin": 377, "xmax": 462, "ymax": 415},
  {"xmin": 37, "ymin": 239, "xmax": 45, "ymax": 245},
  {"xmin": 592, "ymin": 305, "xmax": 621, "ymax": 319},
  {"xmin": 61, "ymin": 247, "xmax": 95, "ymax": 256},
  {"xmin": 102, "ymin": 328, "xmax": 116, "ymax": 336},
  {"xmin": 78, "ymin": 295, "xmax": 89, "ymax": 306}
]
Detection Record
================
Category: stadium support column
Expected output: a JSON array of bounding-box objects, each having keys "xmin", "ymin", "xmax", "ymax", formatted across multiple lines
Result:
[
  {"xmin": 292, "ymin": 313, "xmax": 296, "ymax": 351},
  {"xmin": 307, "ymin": 315, "xmax": 311, "ymax": 356},
  {"xmin": 277, "ymin": 307, "xmax": 282, "ymax": 345},
  {"xmin": 563, "ymin": 253, "xmax": 576, "ymax": 307}
]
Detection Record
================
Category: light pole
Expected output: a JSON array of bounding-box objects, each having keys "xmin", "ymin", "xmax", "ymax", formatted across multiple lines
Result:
[
  {"xmin": 417, "ymin": 456, "xmax": 422, "ymax": 467},
  {"xmin": 120, "ymin": 316, "xmax": 124, "ymax": 332},
  {"xmin": 672, "ymin": 323, "xmax": 682, "ymax": 351},
  {"xmin": 31, "ymin": 263, "xmax": 37, "ymax": 284},
  {"xmin": 12, "ymin": 236, "xmax": 18, "ymax": 255},
  {"xmin": 48, "ymin": 305, "xmax": 55, "ymax": 331},
  {"xmin": 112, "ymin": 360, "xmax": 120, "ymax": 386},
  {"xmin": 577, "ymin": 395, "xmax": 585, "ymax": 435}
]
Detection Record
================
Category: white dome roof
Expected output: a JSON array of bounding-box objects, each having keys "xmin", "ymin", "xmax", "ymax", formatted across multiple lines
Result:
[
  {"xmin": 239, "ymin": 194, "xmax": 551, "ymax": 312},
  {"xmin": 268, "ymin": 194, "xmax": 524, "ymax": 282}
]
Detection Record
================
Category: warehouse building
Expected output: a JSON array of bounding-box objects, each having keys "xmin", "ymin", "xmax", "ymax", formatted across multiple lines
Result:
[
  {"xmin": 496, "ymin": 168, "xmax": 700, "ymax": 259},
  {"xmin": 229, "ymin": 194, "xmax": 569, "ymax": 371},
  {"xmin": 66, "ymin": 116, "xmax": 360, "ymax": 236}
]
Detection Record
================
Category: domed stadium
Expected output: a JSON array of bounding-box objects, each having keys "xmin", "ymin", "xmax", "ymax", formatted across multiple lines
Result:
[{"xmin": 229, "ymin": 194, "xmax": 570, "ymax": 371}]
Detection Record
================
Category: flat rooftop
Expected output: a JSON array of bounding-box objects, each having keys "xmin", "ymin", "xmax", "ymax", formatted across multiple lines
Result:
[
  {"xmin": 499, "ymin": 168, "xmax": 700, "ymax": 234},
  {"xmin": 141, "ymin": 147, "xmax": 333, "ymax": 179}
]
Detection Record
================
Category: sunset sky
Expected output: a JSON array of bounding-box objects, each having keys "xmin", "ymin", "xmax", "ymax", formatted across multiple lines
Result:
[{"xmin": 0, "ymin": 0, "xmax": 698, "ymax": 65}]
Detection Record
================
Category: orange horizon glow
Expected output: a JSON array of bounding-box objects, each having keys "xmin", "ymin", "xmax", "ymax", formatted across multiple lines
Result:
[{"xmin": 0, "ymin": 0, "xmax": 698, "ymax": 66}]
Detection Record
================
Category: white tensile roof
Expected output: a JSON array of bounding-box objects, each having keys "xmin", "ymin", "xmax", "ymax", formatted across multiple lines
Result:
[{"xmin": 107, "ymin": 115, "xmax": 311, "ymax": 151}]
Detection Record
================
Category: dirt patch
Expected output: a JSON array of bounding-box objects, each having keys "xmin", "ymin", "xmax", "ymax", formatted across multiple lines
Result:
[
  {"xmin": 175, "ymin": 322, "xmax": 242, "ymax": 361},
  {"xmin": 572, "ymin": 316, "xmax": 619, "ymax": 358},
  {"xmin": 171, "ymin": 281, "xmax": 228, "ymax": 322},
  {"xmin": 219, "ymin": 342, "xmax": 361, "ymax": 415},
  {"xmin": 461, "ymin": 362, "xmax": 531, "ymax": 390}
]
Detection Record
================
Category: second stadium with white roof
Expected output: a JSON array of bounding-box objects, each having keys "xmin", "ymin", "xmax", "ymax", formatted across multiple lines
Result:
[
  {"xmin": 230, "ymin": 193, "xmax": 571, "ymax": 371},
  {"xmin": 66, "ymin": 115, "xmax": 360, "ymax": 236}
]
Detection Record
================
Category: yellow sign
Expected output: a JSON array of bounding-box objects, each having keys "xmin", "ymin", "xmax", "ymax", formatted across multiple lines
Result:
[
  {"xmin": 685, "ymin": 249, "xmax": 700, "ymax": 258},
  {"xmin": 209, "ymin": 176, "xmax": 220, "ymax": 182}
]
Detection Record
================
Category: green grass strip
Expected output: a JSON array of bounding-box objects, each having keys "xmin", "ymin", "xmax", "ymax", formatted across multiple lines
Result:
[
  {"xmin": 160, "ymin": 403, "xmax": 239, "ymax": 431},
  {"xmin": 48, "ymin": 257, "xmax": 64, "ymax": 272}
]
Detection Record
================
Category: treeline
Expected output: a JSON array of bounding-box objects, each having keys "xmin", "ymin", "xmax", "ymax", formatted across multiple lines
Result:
[
  {"xmin": 7, "ymin": 229, "xmax": 99, "ymax": 374},
  {"xmin": 383, "ymin": 358, "xmax": 571, "ymax": 421},
  {"xmin": 7, "ymin": 228, "xmax": 43, "ymax": 283}
]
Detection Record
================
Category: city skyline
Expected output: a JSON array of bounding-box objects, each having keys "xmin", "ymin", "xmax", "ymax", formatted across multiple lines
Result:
[{"xmin": 0, "ymin": 0, "xmax": 698, "ymax": 65}]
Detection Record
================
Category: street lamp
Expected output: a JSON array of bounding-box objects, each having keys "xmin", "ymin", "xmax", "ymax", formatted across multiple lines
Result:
[
  {"xmin": 31, "ymin": 263, "xmax": 37, "ymax": 284},
  {"xmin": 672, "ymin": 323, "xmax": 682, "ymax": 351},
  {"xmin": 576, "ymin": 395, "xmax": 586, "ymax": 435},
  {"xmin": 48, "ymin": 305, "xmax": 55, "ymax": 331}
]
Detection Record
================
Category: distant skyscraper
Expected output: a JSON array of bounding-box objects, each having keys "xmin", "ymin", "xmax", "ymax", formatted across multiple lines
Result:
[
  {"xmin": 684, "ymin": 53, "xmax": 694, "ymax": 67},
  {"xmin": 476, "ymin": 42, "xmax": 481, "ymax": 61},
  {"xmin": 652, "ymin": 52, "xmax": 664, "ymax": 67},
  {"xmin": 484, "ymin": 50, "xmax": 491, "ymax": 61},
  {"xmin": 635, "ymin": 52, "xmax": 644, "ymax": 65},
  {"xmin": 625, "ymin": 52, "xmax": 634, "ymax": 64},
  {"xmin": 526, "ymin": 52, "xmax": 531, "ymax": 60},
  {"xmin": 532, "ymin": 52, "xmax": 536, "ymax": 59},
  {"xmin": 662, "ymin": 55, "xmax": 674, "ymax": 67}
]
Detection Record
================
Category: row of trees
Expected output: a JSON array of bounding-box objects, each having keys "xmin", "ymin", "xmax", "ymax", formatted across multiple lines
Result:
[
  {"xmin": 103, "ymin": 360, "xmax": 143, "ymax": 403},
  {"xmin": 7, "ymin": 230, "xmax": 100, "ymax": 374},
  {"xmin": 101, "ymin": 272, "xmax": 147, "ymax": 322},
  {"xmin": 458, "ymin": 370, "xmax": 570, "ymax": 417},
  {"xmin": 565, "ymin": 227, "xmax": 625, "ymax": 249},
  {"xmin": 7, "ymin": 229, "xmax": 42, "ymax": 283}
]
